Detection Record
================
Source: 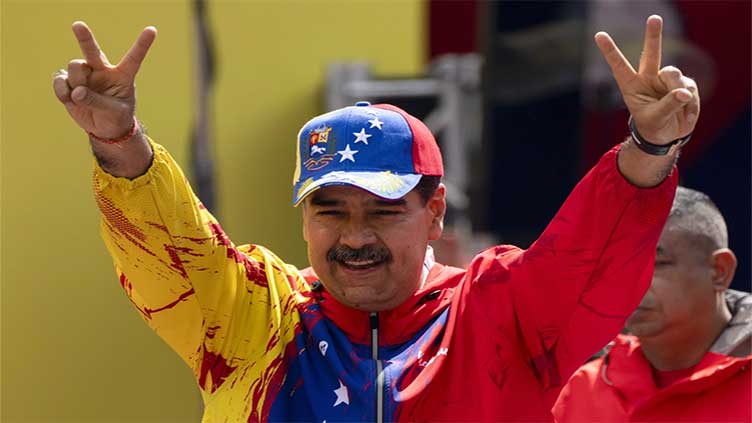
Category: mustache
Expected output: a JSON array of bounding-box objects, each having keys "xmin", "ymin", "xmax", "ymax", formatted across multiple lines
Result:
[{"xmin": 327, "ymin": 245, "xmax": 392, "ymax": 263}]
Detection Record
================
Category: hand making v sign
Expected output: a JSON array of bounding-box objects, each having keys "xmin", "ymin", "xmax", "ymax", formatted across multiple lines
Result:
[
  {"xmin": 53, "ymin": 21, "xmax": 157, "ymax": 178},
  {"xmin": 597, "ymin": 15, "xmax": 701, "ymax": 187}
]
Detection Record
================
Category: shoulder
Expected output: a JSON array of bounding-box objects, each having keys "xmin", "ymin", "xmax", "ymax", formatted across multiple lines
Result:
[
  {"xmin": 726, "ymin": 289, "xmax": 752, "ymax": 321},
  {"xmin": 299, "ymin": 266, "xmax": 318, "ymax": 283},
  {"xmin": 465, "ymin": 245, "xmax": 524, "ymax": 278},
  {"xmin": 555, "ymin": 356, "xmax": 606, "ymax": 416},
  {"xmin": 569, "ymin": 356, "xmax": 604, "ymax": 384},
  {"xmin": 713, "ymin": 290, "xmax": 752, "ymax": 356},
  {"xmin": 427, "ymin": 261, "xmax": 466, "ymax": 282},
  {"xmin": 232, "ymin": 244, "xmax": 311, "ymax": 290}
]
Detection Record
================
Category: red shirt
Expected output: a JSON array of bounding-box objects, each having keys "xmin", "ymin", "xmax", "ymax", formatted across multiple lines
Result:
[
  {"xmin": 652, "ymin": 365, "xmax": 696, "ymax": 389},
  {"xmin": 554, "ymin": 335, "xmax": 752, "ymax": 422}
]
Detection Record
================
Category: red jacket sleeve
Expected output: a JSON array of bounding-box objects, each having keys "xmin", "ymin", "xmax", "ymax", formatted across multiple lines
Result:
[{"xmin": 484, "ymin": 145, "xmax": 677, "ymax": 391}]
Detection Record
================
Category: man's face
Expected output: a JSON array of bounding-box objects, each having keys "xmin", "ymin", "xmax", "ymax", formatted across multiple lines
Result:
[
  {"xmin": 302, "ymin": 184, "xmax": 445, "ymax": 312},
  {"xmin": 626, "ymin": 220, "xmax": 717, "ymax": 339}
]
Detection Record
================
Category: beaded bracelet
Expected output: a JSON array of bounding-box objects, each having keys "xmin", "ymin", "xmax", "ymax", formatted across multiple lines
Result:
[{"xmin": 88, "ymin": 117, "xmax": 139, "ymax": 145}]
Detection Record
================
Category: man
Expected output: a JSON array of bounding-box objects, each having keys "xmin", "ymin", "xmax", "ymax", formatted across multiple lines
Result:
[
  {"xmin": 53, "ymin": 16, "xmax": 700, "ymax": 422},
  {"xmin": 553, "ymin": 187, "xmax": 751, "ymax": 422}
]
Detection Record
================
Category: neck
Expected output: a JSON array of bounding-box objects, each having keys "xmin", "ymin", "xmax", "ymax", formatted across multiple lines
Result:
[{"xmin": 641, "ymin": 300, "xmax": 732, "ymax": 371}]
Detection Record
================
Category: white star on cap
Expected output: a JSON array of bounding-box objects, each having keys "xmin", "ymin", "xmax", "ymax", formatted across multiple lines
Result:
[
  {"xmin": 353, "ymin": 128, "xmax": 372, "ymax": 144},
  {"xmin": 338, "ymin": 144, "xmax": 358, "ymax": 162},
  {"xmin": 333, "ymin": 380, "xmax": 349, "ymax": 407},
  {"xmin": 368, "ymin": 117, "xmax": 384, "ymax": 130}
]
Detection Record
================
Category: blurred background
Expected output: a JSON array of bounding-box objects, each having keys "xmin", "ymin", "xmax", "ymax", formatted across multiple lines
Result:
[{"xmin": 1, "ymin": 1, "xmax": 749, "ymax": 421}]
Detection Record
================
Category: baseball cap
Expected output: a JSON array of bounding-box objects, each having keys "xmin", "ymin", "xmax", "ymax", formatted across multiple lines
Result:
[{"xmin": 292, "ymin": 101, "xmax": 444, "ymax": 206}]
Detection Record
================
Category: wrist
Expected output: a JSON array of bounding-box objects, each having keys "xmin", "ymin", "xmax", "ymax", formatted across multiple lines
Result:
[
  {"xmin": 617, "ymin": 137, "xmax": 678, "ymax": 188},
  {"xmin": 628, "ymin": 116, "xmax": 691, "ymax": 156},
  {"xmin": 88, "ymin": 117, "xmax": 140, "ymax": 145},
  {"xmin": 90, "ymin": 130, "xmax": 153, "ymax": 179}
]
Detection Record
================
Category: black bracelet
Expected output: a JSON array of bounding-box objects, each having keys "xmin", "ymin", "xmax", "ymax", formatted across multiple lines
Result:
[{"xmin": 628, "ymin": 116, "xmax": 691, "ymax": 156}]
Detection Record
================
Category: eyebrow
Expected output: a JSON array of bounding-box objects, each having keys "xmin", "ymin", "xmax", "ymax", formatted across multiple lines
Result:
[
  {"xmin": 656, "ymin": 246, "xmax": 667, "ymax": 255},
  {"xmin": 308, "ymin": 194, "xmax": 407, "ymax": 207},
  {"xmin": 308, "ymin": 195, "xmax": 341, "ymax": 207},
  {"xmin": 374, "ymin": 198, "xmax": 407, "ymax": 206}
]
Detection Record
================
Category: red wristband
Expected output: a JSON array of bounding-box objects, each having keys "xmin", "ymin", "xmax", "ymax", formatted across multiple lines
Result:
[{"xmin": 88, "ymin": 118, "xmax": 139, "ymax": 144}]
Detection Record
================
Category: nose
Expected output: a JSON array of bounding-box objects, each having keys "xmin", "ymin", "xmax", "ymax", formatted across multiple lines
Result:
[
  {"xmin": 339, "ymin": 216, "xmax": 377, "ymax": 249},
  {"xmin": 637, "ymin": 285, "xmax": 657, "ymax": 308}
]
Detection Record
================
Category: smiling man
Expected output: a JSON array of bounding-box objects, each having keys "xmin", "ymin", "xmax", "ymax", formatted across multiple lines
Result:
[
  {"xmin": 302, "ymin": 185, "xmax": 440, "ymax": 311},
  {"xmin": 294, "ymin": 103, "xmax": 447, "ymax": 313},
  {"xmin": 54, "ymin": 16, "xmax": 700, "ymax": 423},
  {"xmin": 553, "ymin": 187, "xmax": 751, "ymax": 422}
]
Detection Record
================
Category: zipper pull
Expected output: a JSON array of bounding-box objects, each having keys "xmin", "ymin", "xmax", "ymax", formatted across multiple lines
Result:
[{"xmin": 370, "ymin": 312, "xmax": 379, "ymax": 360}]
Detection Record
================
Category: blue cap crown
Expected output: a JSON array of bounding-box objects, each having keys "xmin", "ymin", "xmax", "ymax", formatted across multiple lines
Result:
[{"xmin": 292, "ymin": 102, "xmax": 433, "ymax": 205}]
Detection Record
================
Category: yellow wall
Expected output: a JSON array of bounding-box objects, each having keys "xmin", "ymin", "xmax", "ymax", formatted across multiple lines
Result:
[{"xmin": 0, "ymin": 1, "xmax": 425, "ymax": 421}]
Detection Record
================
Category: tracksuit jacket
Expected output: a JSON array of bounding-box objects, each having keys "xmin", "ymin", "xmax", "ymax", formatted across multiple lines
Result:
[
  {"xmin": 553, "ymin": 291, "xmax": 751, "ymax": 422},
  {"xmin": 94, "ymin": 139, "xmax": 676, "ymax": 422}
]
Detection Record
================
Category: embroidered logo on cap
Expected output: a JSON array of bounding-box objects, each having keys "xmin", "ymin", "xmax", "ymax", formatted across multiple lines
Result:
[{"xmin": 304, "ymin": 125, "xmax": 337, "ymax": 171}]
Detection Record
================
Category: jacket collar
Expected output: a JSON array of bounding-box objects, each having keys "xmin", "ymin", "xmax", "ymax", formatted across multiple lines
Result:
[
  {"xmin": 710, "ymin": 289, "xmax": 752, "ymax": 356},
  {"xmin": 299, "ymin": 248, "xmax": 465, "ymax": 346},
  {"xmin": 603, "ymin": 334, "xmax": 751, "ymax": 410}
]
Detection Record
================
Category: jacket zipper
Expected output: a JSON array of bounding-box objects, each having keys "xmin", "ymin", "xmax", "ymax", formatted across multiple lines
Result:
[{"xmin": 370, "ymin": 312, "xmax": 384, "ymax": 423}]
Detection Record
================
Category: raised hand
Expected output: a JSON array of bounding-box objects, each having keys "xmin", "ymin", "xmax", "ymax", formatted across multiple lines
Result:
[
  {"xmin": 53, "ymin": 21, "xmax": 157, "ymax": 140},
  {"xmin": 595, "ymin": 15, "xmax": 700, "ymax": 145}
]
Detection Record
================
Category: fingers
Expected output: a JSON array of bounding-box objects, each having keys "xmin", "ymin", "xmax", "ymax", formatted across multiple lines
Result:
[
  {"xmin": 684, "ymin": 96, "xmax": 700, "ymax": 123},
  {"xmin": 67, "ymin": 59, "xmax": 92, "ymax": 88},
  {"xmin": 54, "ymin": 60, "xmax": 92, "ymax": 103},
  {"xmin": 53, "ymin": 69, "xmax": 72, "ymax": 103},
  {"xmin": 684, "ymin": 77, "xmax": 700, "ymax": 123},
  {"xmin": 594, "ymin": 31, "xmax": 636, "ymax": 91},
  {"xmin": 117, "ymin": 26, "xmax": 157, "ymax": 77},
  {"xmin": 658, "ymin": 66, "xmax": 700, "ymax": 123},
  {"xmin": 72, "ymin": 21, "xmax": 109, "ymax": 69},
  {"xmin": 70, "ymin": 85, "xmax": 117, "ymax": 110},
  {"xmin": 651, "ymin": 87, "xmax": 693, "ymax": 121},
  {"xmin": 680, "ymin": 75, "xmax": 700, "ymax": 123},
  {"xmin": 638, "ymin": 15, "xmax": 663, "ymax": 75},
  {"xmin": 661, "ymin": 68, "xmax": 698, "ymax": 98},
  {"xmin": 658, "ymin": 66, "xmax": 683, "ymax": 90}
]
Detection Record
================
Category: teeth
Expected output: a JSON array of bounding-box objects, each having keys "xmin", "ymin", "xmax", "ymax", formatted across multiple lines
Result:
[
  {"xmin": 343, "ymin": 260, "xmax": 378, "ymax": 267},
  {"xmin": 343, "ymin": 259, "xmax": 377, "ymax": 266}
]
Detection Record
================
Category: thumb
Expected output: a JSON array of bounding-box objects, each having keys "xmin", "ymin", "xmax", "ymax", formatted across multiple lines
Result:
[
  {"xmin": 71, "ymin": 85, "xmax": 116, "ymax": 110},
  {"xmin": 652, "ymin": 88, "xmax": 693, "ymax": 119},
  {"xmin": 70, "ymin": 85, "xmax": 134, "ymax": 138}
]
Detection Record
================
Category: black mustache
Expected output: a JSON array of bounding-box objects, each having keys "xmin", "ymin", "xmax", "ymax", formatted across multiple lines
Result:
[{"xmin": 327, "ymin": 245, "xmax": 392, "ymax": 263}]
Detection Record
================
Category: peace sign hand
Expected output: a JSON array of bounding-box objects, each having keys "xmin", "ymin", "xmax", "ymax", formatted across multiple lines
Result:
[
  {"xmin": 53, "ymin": 21, "xmax": 157, "ymax": 140},
  {"xmin": 596, "ymin": 15, "xmax": 700, "ymax": 145}
]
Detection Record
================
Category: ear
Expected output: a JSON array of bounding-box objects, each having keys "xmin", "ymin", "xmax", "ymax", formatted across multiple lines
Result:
[
  {"xmin": 427, "ymin": 184, "xmax": 447, "ymax": 241},
  {"xmin": 709, "ymin": 248, "xmax": 737, "ymax": 291}
]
